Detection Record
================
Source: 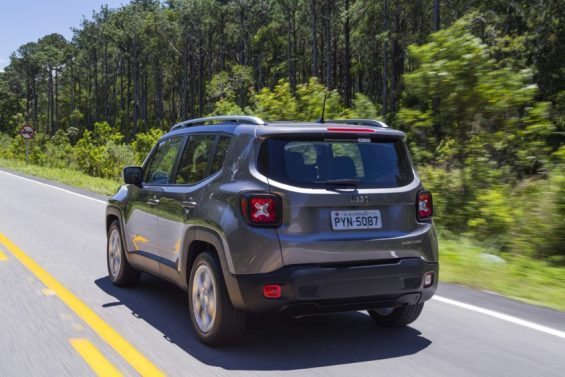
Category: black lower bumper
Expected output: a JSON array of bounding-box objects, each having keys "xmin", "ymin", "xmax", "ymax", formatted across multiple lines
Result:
[{"xmin": 227, "ymin": 258, "xmax": 439, "ymax": 315}]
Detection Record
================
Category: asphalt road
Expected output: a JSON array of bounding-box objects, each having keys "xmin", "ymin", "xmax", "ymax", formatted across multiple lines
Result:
[{"xmin": 1, "ymin": 168, "xmax": 564, "ymax": 377}]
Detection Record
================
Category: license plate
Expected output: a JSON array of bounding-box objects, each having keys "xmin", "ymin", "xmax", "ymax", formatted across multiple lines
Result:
[{"xmin": 331, "ymin": 210, "xmax": 382, "ymax": 230}]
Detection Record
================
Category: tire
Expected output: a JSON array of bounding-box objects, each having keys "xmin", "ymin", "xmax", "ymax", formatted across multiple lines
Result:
[
  {"xmin": 368, "ymin": 303, "xmax": 424, "ymax": 327},
  {"xmin": 188, "ymin": 251, "xmax": 246, "ymax": 346},
  {"xmin": 107, "ymin": 220, "xmax": 140, "ymax": 287}
]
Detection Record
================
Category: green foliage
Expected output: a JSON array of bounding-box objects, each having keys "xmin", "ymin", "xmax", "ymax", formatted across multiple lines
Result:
[
  {"xmin": 43, "ymin": 129, "xmax": 76, "ymax": 169},
  {"xmin": 209, "ymin": 99, "xmax": 244, "ymax": 116},
  {"xmin": 420, "ymin": 164, "xmax": 565, "ymax": 261},
  {"xmin": 207, "ymin": 65, "xmax": 254, "ymax": 104},
  {"xmin": 440, "ymin": 236, "xmax": 565, "ymax": 311},
  {"xmin": 398, "ymin": 14, "xmax": 553, "ymax": 176},
  {"xmin": 74, "ymin": 122, "xmax": 134, "ymax": 179},
  {"xmin": 349, "ymin": 93, "xmax": 382, "ymax": 119},
  {"xmin": 131, "ymin": 128, "xmax": 165, "ymax": 164},
  {"xmin": 0, "ymin": 3, "xmax": 563, "ymax": 269},
  {"xmin": 0, "ymin": 158, "xmax": 120, "ymax": 196},
  {"xmin": 247, "ymin": 78, "xmax": 343, "ymax": 121}
]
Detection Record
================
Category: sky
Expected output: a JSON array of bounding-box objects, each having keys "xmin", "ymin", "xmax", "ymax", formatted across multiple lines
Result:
[{"xmin": 0, "ymin": 0, "xmax": 127, "ymax": 71}]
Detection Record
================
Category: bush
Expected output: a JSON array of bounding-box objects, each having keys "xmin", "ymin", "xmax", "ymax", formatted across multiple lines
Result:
[
  {"xmin": 131, "ymin": 128, "xmax": 164, "ymax": 164},
  {"xmin": 74, "ymin": 122, "xmax": 135, "ymax": 179}
]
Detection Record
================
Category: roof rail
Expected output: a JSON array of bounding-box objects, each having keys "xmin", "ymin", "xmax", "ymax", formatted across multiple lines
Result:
[
  {"xmin": 170, "ymin": 115, "xmax": 266, "ymax": 131},
  {"xmin": 326, "ymin": 119, "xmax": 388, "ymax": 128}
]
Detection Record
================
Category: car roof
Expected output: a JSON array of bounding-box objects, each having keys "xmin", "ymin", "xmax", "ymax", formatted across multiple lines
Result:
[{"xmin": 164, "ymin": 116, "xmax": 405, "ymax": 139}]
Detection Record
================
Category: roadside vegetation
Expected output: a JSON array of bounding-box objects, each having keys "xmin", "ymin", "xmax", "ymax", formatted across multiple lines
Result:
[
  {"xmin": 0, "ymin": 1, "xmax": 564, "ymax": 310},
  {"xmin": 0, "ymin": 157, "xmax": 120, "ymax": 196}
]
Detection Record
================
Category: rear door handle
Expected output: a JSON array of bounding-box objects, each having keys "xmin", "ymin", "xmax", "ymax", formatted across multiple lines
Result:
[{"xmin": 182, "ymin": 201, "xmax": 197, "ymax": 209}]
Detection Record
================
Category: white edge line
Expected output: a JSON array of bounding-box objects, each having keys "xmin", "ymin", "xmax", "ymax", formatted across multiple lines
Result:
[
  {"xmin": 0, "ymin": 170, "xmax": 106, "ymax": 204},
  {"xmin": 2, "ymin": 169, "xmax": 564, "ymax": 340},
  {"xmin": 433, "ymin": 295, "xmax": 565, "ymax": 340}
]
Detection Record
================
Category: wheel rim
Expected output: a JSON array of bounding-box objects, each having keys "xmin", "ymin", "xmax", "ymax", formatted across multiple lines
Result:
[
  {"xmin": 191, "ymin": 264, "xmax": 217, "ymax": 333},
  {"xmin": 108, "ymin": 228, "xmax": 122, "ymax": 278}
]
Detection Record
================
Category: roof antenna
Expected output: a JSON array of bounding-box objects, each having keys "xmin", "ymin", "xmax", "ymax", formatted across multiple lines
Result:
[{"xmin": 317, "ymin": 93, "xmax": 328, "ymax": 124}]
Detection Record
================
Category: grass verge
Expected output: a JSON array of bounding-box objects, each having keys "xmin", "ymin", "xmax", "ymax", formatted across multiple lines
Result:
[
  {"xmin": 0, "ymin": 158, "xmax": 120, "ymax": 196},
  {"xmin": 440, "ymin": 236, "xmax": 565, "ymax": 311},
  {"xmin": 1, "ymin": 158, "xmax": 564, "ymax": 312}
]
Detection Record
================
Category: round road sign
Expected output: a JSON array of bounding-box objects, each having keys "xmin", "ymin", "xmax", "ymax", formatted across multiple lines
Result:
[{"xmin": 19, "ymin": 125, "xmax": 35, "ymax": 140}]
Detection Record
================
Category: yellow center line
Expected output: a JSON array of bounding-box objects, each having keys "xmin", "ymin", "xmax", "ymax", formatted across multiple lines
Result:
[
  {"xmin": 0, "ymin": 234, "xmax": 166, "ymax": 377},
  {"xmin": 70, "ymin": 338, "xmax": 123, "ymax": 377},
  {"xmin": 0, "ymin": 250, "xmax": 8, "ymax": 261}
]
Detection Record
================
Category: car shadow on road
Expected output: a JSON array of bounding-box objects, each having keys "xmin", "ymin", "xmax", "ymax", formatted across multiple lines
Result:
[{"xmin": 95, "ymin": 274, "xmax": 431, "ymax": 371}]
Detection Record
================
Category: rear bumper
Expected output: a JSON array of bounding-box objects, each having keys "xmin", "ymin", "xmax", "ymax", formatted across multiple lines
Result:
[{"xmin": 227, "ymin": 258, "xmax": 438, "ymax": 315}]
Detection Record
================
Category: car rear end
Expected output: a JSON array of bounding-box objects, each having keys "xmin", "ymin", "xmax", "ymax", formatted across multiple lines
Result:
[{"xmin": 233, "ymin": 123, "xmax": 438, "ymax": 315}]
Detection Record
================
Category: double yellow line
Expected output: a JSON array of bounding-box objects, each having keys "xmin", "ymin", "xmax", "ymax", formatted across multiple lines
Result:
[{"xmin": 0, "ymin": 234, "xmax": 166, "ymax": 377}]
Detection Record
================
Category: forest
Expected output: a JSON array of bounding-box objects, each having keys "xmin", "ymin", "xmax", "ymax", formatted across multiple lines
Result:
[{"xmin": 0, "ymin": 0, "xmax": 564, "ymax": 265}]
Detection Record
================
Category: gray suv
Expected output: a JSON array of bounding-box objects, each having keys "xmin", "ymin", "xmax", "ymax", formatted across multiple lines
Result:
[{"xmin": 106, "ymin": 115, "xmax": 438, "ymax": 346}]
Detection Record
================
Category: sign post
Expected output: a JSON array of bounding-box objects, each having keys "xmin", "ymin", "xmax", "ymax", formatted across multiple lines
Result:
[{"xmin": 19, "ymin": 125, "xmax": 35, "ymax": 164}]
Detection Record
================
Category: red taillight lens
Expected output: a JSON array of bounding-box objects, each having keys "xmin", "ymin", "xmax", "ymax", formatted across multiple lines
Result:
[
  {"xmin": 250, "ymin": 197, "xmax": 277, "ymax": 223},
  {"xmin": 327, "ymin": 127, "xmax": 376, "ymax": 133},
  {"xmin": 263, "ymin": 284, "xmax": 282, "ymax": 299},
  {"xmin": 417, "ymin": 190, "xmax": 433, "ymax": 221},
  {"xmin": 240, "ymin": 193, "xmax": 282, "ymax": 226}
]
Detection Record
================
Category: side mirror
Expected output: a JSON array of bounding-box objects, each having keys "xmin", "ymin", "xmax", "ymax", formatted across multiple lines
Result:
[{"xmin": 123, "ymin": 166, "xmax": 143, "ymax": 186}]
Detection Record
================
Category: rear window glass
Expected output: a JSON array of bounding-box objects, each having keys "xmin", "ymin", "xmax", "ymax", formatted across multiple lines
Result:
[{"xmin": 258, "ymin": 138, "xmax": 413, "ymax": 188}]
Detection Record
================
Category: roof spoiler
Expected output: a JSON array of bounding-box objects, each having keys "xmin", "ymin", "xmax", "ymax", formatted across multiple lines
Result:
[{"xmin": 326, "ymin": 119, "xmax": 388, "ymax": 128}]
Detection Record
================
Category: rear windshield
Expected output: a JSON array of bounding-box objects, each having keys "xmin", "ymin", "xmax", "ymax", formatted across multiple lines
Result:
[{"xmin": 258, "ymin": 138, "xmax": 414, "ymax": 189}]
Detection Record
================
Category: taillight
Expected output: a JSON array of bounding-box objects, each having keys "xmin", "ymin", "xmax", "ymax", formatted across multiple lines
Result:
[
  {"xmin": 327, "ymin": 127, "xmax": 376, "ymax": 133},
  {"xmin": 416, "ymin": 190, "xmax": 433, "ymax": 221},
  {"xmin": 240, "ymin": 193, "xmax": 282, "ymax": 227}
]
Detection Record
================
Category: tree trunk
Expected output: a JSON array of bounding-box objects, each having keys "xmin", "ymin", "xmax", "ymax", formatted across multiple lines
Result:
[
  {"xmin": 189, "ymin": 52, "xmax": 195, "ymax": 118},
  {"xmin": 198, "ymin": 42, "xmax": 204, "ymax": 116},
  {"xmin": 323, "ymin": 0, "xmax": 333, "ymax": 89},
  {"xmin": 33, "ymin": 76, "xmax": 38, "ymax": 130},
  {"xmin": 142, "ymin": 69, "xmax": 148, "ymax": 132},
  {"xmin": 182, "ymin": 45, "xmax": 188, "ymax": 119},
  {"xmin": 382, "ymin": 0, "xmax": 389, "ymax": 115},
  {"xmin": 93, "ymin": 50, "xmax": 99, "ymax": 124},
  {"xmin": 47, "ymin": 65, "xmax": 53, "ymax": 134},
  {"xmin": 344, "ymin": 0, "xmax": 352, "ymax": 107},
  {"xmin": 54, "ymin": 67, "xmax": 58, "ymax": 132},
  {"xmin": 310, "ymin": 0, "xmax": 318, "ymax": 77},
  {"xmin": 104, "ymin": 41, "xmax": 109, "ymax": 122},
  {"xmin": 432, "ymin": 0, "xmax": 442, "ymax": 141},
  {"xmin": 133, "ymin": 47, "xmax": 140, "ymax": 135},
  {"xmin": 126, "ymin": 55, "xmax": 132, "ymax": 135},
  {"xmin": 390, "ymin": 0, "xmax": 404, "ymax": 113},
  {"xmin": 70, "ymin": 59, "xmax": 75, "ymax": 128},
  {"xmin": 287, "ymin": 4, "xmax": 296, "ymax": 92},
  {"xmin": 25, "ymin": 76, "xmax": 31, "ymax": 122},
  {"xmin": 433, "ymin": 0, "xmax": 440, "ymax": 32},
  {"xmin": 220, "ymin": 10, "xmax": 225, "ymax": 71}
]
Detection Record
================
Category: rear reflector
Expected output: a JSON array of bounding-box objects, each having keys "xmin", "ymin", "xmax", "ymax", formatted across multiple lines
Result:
[
  {"xmin": 327, "ymin": 127, "xmax": 376, "ymax": 133},
  {"xmin": 263, "ymin": 284, "xmax": 282, "ymax": 299},
  {"xmin": 423, "ymin": 272, "xmax": 434, "ymax": 288},
  {"xmin": 416, "ymin": 190, "xmax": 433, "ymax": 221}
]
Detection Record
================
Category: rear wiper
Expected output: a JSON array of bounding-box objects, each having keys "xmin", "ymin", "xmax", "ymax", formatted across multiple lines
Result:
[{"xmin": 314, "ymin": 179, "xmax": 360, "ymax": 187}]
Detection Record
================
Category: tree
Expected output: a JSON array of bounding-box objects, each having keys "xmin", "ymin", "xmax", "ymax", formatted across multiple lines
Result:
[{"xmin": 398, "ymin": 14, "xmax": 553, "ymax": 178}]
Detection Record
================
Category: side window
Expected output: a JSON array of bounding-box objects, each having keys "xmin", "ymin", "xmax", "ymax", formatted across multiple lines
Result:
[
  {"xmin": 144, "ymin": 137, "xmax": 184, "ymax": 185},
  {"xmin": 210, "ymin": 136, "xmax": 231, "ymax": 174},
  {"xmin": 176, "ymin": 135, "xmax": 215, "ymax": 184}
]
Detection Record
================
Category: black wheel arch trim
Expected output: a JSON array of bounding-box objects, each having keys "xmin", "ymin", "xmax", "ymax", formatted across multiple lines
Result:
[
  {"xmin": 186, "ymin": 227, "xmax": 246, "ymax": 309},
  {"xmin": 106, "ymin": 205, "xmax": 136, "ymax": 265}
]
